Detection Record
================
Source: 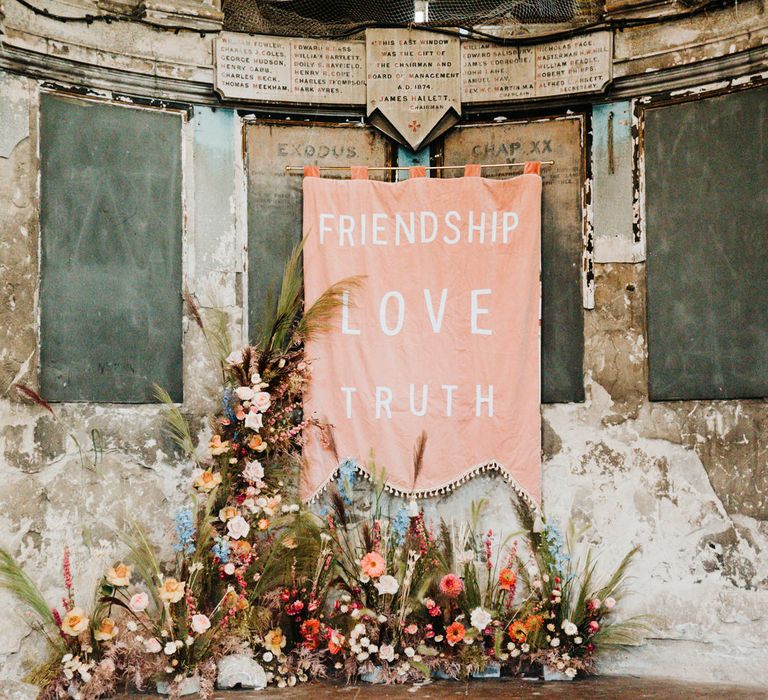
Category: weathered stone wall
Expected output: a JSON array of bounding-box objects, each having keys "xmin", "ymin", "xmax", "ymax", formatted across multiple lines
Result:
[{"xmin": 1, "ymin": 0, "xmax": 767, "ymax": 686}]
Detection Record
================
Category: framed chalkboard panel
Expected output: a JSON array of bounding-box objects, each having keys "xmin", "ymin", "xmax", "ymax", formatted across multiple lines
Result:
[
  {"xmin": 442, "ymin": 116, "xmax": 586, "ymax": 404},
  {"xmin": 244, "ymin": 121, "xmax": 392, "ymax": 341},
  {"xmin": 39, "ymin": 94, "xmax": 184, "ymax": 403},
  {"xmin": 644, "ymin": 84, "xmax": 768, "ymax": 401}
]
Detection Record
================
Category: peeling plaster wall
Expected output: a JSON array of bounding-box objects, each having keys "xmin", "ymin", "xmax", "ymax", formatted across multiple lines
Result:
[{"xmin": 1, "ymin": 0, "xmax": 768, "ymax": 687}]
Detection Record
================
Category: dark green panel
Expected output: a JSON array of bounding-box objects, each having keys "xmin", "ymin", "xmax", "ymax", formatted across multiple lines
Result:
[
  {"xmin": 245, "ymin": 122, "xmax": 390, "ymax": 341},
  {"xmin": 645, "ymin": 85, "xmax": 768, "ymax": 400},
  {"xmin": 39, "ymin": 94, "xmax": 183, "ymax": 403}
]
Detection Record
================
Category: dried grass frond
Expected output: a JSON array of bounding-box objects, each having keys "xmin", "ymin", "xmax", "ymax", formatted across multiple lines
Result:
[
  {"xmin": 411, "ymin": 431, "xmax": 427, "ymax": 490},
  {"xmin": 153, "ymin": 384, "xmax": 197, "ymax": 461},
  {"xmin": 0, "ymin": 549, "xmax": 58, "ymax": 635}
]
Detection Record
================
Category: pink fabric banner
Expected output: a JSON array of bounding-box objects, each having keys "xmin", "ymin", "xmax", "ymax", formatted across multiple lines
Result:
[{"xmin": 301, "ymin": 170, "xmax": 542, "ymax": 503}]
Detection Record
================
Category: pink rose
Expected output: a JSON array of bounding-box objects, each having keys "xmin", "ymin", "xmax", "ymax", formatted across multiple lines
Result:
[
  {"xmin": 227, "ymin": 515, "xmax": 251, "ymax": 540},
  {"xmin": 235, "ymin": 386, "xmax": 255, "ymax": 401},
  {"xmin": 604, "ymin": 597, "xmax": 616, "ymax": 610},
  {"xmin": 588, "ymin": 598, "xmax": 601, "ymax": 611},
  {"xmin": 588, "ymin": 620, "xmax": 600, "ymax": 634},
  {"xmin": 129, "ymin": 592, "xmax": 149, "ymax": 613},
  {"xmin": 404, "ymin": 623, "xmax": 418, "ymax": 635},
  {"xmin": 191, "ymin": 614, "xmax": 211, "ymax": 634}
]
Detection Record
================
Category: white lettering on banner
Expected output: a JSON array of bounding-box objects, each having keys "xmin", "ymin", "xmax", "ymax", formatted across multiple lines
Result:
[
  {"xmin": 379, "ymin": 292, "xmax": 405, "ymax": 336},
  {"xmin": 375, "ymin": 386, "xmax": 393, "ymax": 418},
  {"xmin": 341, "ymin": 291, "xmax": 361, "ymax": 335},
  {"xmin": 423, "ymin": 288, "xmax": 448, "ymax": 333},
  {"xmin": 471, "ymin": 289, "xmax": 493, "ymax": 336},
  {"xmin": 342, "ymin": 289, "xmax": 495, "ymax": 336},
  {"xmin": 341, "ymin": 383, "xmax": 497, "ymax": 419},
  {"xmin": 341, "ymin": 386, "xmax": 357, "ymax": 418},
  {"xmin": 318, "ymin": 210, "xmax": 520, "ymax": 247}
]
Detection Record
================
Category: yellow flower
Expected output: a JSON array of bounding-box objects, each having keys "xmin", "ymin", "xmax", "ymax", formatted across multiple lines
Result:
[
  {"xmin": 105, "ymin": 563, "xmax": 132, "ymax": 587},
  {"xmin": 218, "ymin": 506, "xmax": 239, "ymax": 522},
  {"xmin": 61, "ymin": 607, "xmax": 89, "ymax": 636},
  {"xmin": 194, "ymin": 470, "xmax": 222, "ymax": 492},
  {"xmin": 264, "ymin": 628, "xmax": 287, "ymax": 655},
  {"xmin": 94, "ymin": 617, "xmax": 118, "ymax": 641},
  {"xmin": 209, "ymin": 435, "xmax": 231, "ymax": 456},
  {"xmin": 158, "ymin": 578, "xmax": 186, "ymax": 604}
]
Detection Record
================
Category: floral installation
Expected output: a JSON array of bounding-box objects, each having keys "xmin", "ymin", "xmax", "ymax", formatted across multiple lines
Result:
[{"xmin": 0, "ymin": 244, "xmax": 651, "ymax": 696}]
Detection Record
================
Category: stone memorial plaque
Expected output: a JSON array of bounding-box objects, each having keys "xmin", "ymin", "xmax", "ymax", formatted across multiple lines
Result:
[
  {"xmin": 216, "ymin": 33, "xmax": 291, "ymax": 101},
  {"xmin": 442, "ymin": 116, "xmax": 586, "ymax": 403},
  {"xmin": 366, "ymin": 28, "xmax": 461, "ymax": 150},
  {"xmin": 461, "ymin": 32, "xmax": 613, "ymax": 103},
  {"xmin": 216, "ymin": 33, "xmax": 366, "ymax": 104},
  {"xmin": 245, "ymin": 122, "xmax": 391, "ymax": 337}
]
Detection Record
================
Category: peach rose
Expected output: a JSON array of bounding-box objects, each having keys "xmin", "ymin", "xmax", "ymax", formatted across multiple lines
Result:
[
  {"xmin": 190, "ymin": 614, "xmax": 211, "ymax": 634},
  {"xmin": 360, "ymin": 551, "xmax": 386, "ymax": 579},
  {"xmin": 158, "ymin": 578, "xmax": 185, "ymax": 604},
  {"xmin": 264, "ymin": 628, "xmax": 287, "ymax": 655},
  {"xmin": 209, "ymin": 435, "xmax": 230, "ymax": 456},
  {"xmin": 61, "ymin": 607, "xmax": 89, "ymax": 636},
  {"xmin": 252, "ymin": 392, "xmax": 271, "ymax": 413},
  {"xmin": 106, "ymin": 563, "xmax": 132, "ymax": 587},
  {"xmin": 94, "ymin": 617, "xmax": 118, "ymax": 641},
  {"xmin": 218, "ymin": 506, "xmax": 239, "ymax": 522},
  {"xmin": 194, "ymin": 470, "xmax": 222, "ymax": 492},
  {"xmin": 248, "ymin": 435, "xmax": 267, "ymax": 452}
]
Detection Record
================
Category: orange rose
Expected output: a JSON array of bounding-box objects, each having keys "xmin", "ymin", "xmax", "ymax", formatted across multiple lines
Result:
[
  {"xmin": 218, "ymin": 506, "xmax": 239, "ymax": 522},
  {"xmin": 248, "ymin": 435, "xmax": 267, "ymax": 452},
  {"xmin": 94, "ymin": 617, "xmax": 118, "ymax": 641},
  {"xmin": 194, "ymin": 470, "xmax": 222, "ymax": 492},
  {"xmin": 360, "ymin": 551, "xmax": 385, "ymax": 578},
  {"xmin": 498, "ymin": 568, "xmax": 517, "ymax": 591},
  {"xmin": 61, "ymin": 607, "xmax": 89, "ymax": 636},
  {"xmin": 446, "ymin": 621, "xmax": 465, "ymax": 645},
  {"xmin": 106, "ymin": 563, "xmax": 132, "ymax": 587},
  {"xmin": 328, "ymin": 629, "xmax": 345, "ymax": 655}
]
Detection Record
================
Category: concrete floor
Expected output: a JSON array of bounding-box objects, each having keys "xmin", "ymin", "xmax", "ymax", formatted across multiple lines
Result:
[{"xmin": 122, "ymin": 677, "xmax": 768, "ymax": 699}]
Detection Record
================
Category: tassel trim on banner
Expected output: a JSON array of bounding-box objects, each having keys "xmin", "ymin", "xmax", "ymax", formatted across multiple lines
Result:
[{"xmin": 306, "ymin": 458, "xmax": 542, "ymax": 519}]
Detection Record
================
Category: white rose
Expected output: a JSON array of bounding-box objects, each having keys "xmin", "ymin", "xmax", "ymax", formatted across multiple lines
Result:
[
  {"xmin": 550, "ymin": 637, "xmax": 561, "ymax": 648},
  {"xmin": 252, "ymin": 392, "xmax": 272, "ymax": 413},
  {"xmin": 604, "ymin": 597, "xmax": 616, "ymax": 609},
  {"xmin": 164, "ymin": 641, "xmax": 177, "ymax": 655},
  {"xmin": 235, "ymin": 386, "xmax": 255, "ymax": 401},
  {"xmin": 129, "ymin": 592, "xmax": 149, "ymax": 613},
  {"xmin": 224, "ymin": 562, "xmax": 235, "ymax": 575},
  {"xmin": 244, "ymin": 411, "xmax": 263, "ymax": 431},
  {"xmin": 374, "ymin": 575, "xmax": 399, "ymax": 596},
  {"xmin": 127, "ymin": 621, "xmax": 138, "ymax": 632},
  {"xmin": 227, "ymin": 515, "xmax": 251, "ymax": 540},
  {"xmin": 243, "ymin": 460, "xmax": 265, "ymax": 482},
  {"xmin": 470, "ymin": 607, "xmax": 493, "ymax": 632},
  {"xmin": 190, "ymin": 614, "xmax": 211, "ymax": 634},
  {"xmin": 565, "ymin": 668, "xmax": 577, "ymax": 678},
  {"xmin": 574, "ymin": 637, "xmax": 582, "ymax": 645},
  {"xmin": 356, "ymin": 652, "xmax": 369, "ymax": 662},
  {"xmin": 404, "ymin": 647, "xmax": 415, "ymax": 658},
  {"xmin": 562, "ymin": 620, "xmax": 578, "ymax": 636}
]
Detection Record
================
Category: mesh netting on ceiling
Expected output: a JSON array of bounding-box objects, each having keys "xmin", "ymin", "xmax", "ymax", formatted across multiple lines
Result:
[{"xmin": 223, "ymin": 0, "xmax": 601, "ymax": 38}]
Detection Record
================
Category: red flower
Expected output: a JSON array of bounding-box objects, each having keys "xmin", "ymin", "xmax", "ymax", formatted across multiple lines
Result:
[{"xmin": 286, "ymin": 600, "xmax": 305, "ymax": 616}]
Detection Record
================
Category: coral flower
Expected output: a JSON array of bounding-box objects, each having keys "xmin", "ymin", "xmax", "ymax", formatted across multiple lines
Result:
[
  {"xmin": 445, "ymin": 621, "xmax": 466, "ymax": 645},
  {"xmin": 360, "ymin": 551, "xmax": 386, "ymax": 578},
  {"xmin": 328, "ymin": 629, "xmax": 345, "ymax": 655},
  {"xmin": 524, "ymin": 614, "xmax": 544, "ymax": 632},
  {"xmin": 209, "ymin": 435, "xmax": 230, "ymax": 456},
  {"xmin": 439, "ymin": 573, "xmax": 464, "ymax": 598},
  {"xmin": 194, "ymin": 470, "xmax": 222, "ymax": 492},
  {"xmin": 508, "ymin": 620, "xmax": 528, "ymax": 642},
  {"xmin": 498, "ymin": 568, "xmax": 517, "ymax": 591}
]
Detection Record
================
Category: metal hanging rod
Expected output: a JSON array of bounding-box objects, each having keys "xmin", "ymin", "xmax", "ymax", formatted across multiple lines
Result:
[{"xmin": 284, "ymin": 160, "xmax": 554, "ymax": 174}]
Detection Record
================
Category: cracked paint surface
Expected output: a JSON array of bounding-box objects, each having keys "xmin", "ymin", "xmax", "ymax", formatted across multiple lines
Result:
[{"xmin": 0, "ymin": 70, "xmax": 766, "ymax": 689}]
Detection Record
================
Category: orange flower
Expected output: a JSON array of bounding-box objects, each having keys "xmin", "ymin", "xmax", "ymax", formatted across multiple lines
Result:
[
  {"xmin": 257, "ymin": 518, "xmax": 270, "ymax": 530},
  {"xmin": 524, "ymin": 614, "xmax": 544, "ymax": 632},
  {"xmin": 302, "ymin": 618, "xmax": 321, "ymax": 636},
  {"xmin": 193, "ymin": 469, "xmax": 222, "ymax": 492},
  {"xmin": 508, "ymin": 620, "xmax": 528, "ymax": 642},
  {"xmin": 445, "ymin": 621, "xmax": 466, "ymax": 645},
  {"xmin": 230, "ymin": 540, "xmax": 252, "ymax": 559},
  {"xmin": 498, "ymin": 568, "xmax": 517, "ymax": 591},
  {"xmin": 248, "ymin": 434, "xmax": 267, "ymax": 452},
  {"xmin": 360, "ymin": 551, "xmax": 386, "ymax": 579},
  {"xmin": 328, "ymin": 629, "xmax": 345, "ymax": 654}
]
